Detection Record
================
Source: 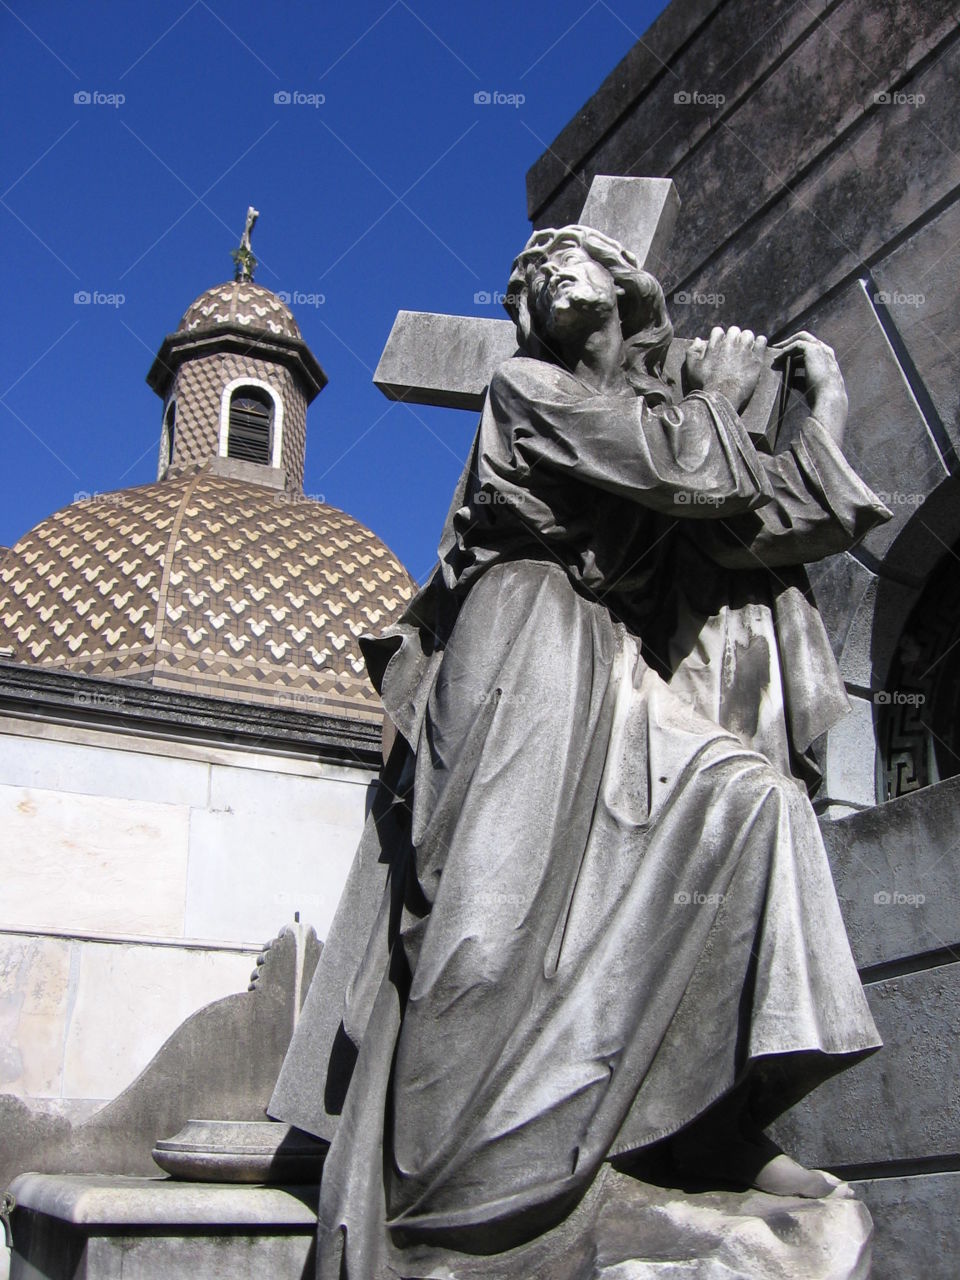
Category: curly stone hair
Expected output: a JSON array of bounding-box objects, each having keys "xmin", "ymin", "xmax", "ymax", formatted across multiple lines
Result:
[{"xmin": 504, "ymin": 225, "xmax": 674, "ymax": 378}]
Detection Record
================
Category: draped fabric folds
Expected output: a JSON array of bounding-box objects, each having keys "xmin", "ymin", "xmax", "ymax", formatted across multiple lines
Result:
[{"xmin": 270, "ymin": 357, "xmax": 890, "ymax": 1280}]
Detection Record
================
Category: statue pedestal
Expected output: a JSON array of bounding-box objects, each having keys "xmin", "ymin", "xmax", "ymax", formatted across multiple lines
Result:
[
  {"xmin": 8, "ymin": 1169, "xmax": 873, "ymax": 1280},
  {"xmin": 8, "ymin": 1174, "xmax": 317, "ymax": 1280}
]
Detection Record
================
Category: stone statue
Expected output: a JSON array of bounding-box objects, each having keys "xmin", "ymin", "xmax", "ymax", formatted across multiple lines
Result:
[{"xmin": 271, "ymin": 224, "xmax": 892, "ymax": 1278}]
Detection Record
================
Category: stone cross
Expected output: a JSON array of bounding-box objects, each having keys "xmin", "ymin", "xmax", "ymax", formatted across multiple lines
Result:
[{"xmin": 373, "ymin": 176, "xmax": 782, "ymax": 446}]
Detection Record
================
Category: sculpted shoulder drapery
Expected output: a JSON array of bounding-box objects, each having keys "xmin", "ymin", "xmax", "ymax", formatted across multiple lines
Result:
[{"xmin": 270, "ymin": 226, "xmax": 891, "ymax": 1279}]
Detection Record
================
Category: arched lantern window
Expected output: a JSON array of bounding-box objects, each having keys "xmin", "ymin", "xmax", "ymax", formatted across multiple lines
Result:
[
  {"xmin": 157, "ymin": 399, "xmax": 176, "ymax": 479},
  {"xmin": 226, "ymin": 385, "xmax": 274, "ymax": 465},
  {"xmin": 164, "ymin": 400, "xmax": 176, "ymax": 462}
]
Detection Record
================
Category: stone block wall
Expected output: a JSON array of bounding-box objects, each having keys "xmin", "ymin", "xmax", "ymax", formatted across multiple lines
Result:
[{"xmin": 0, "ymin": 708, "xmax": 373, "ymax": 1131}]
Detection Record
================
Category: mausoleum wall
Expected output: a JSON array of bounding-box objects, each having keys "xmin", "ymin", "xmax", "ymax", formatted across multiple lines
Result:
[{"xmin": 0, "ymin": 707, "xmax": 373, "ymax": 1127}]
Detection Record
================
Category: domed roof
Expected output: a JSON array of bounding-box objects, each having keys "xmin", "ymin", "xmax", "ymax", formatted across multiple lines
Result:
[
  {"xmin": 178, "ymin": 281, "xmax": 302, "ymax": 341},
  {"xmin": 0, "ymin": 469, "xmax": 416, "ymax": 721}
]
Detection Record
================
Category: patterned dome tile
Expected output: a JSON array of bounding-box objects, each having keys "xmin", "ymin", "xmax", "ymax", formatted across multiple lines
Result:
[
  {"xmin": 178, "ymin": 281, "xmax": 301, "ymax": 341},
  {"xmin": 0, "ymin": 470, "xmax": 416, "ymax": 718}
]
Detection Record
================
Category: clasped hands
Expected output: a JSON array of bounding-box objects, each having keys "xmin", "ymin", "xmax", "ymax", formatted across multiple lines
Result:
[{"xmin": 683, "ymin": 326, "xmax": 848, "ymax": 438}]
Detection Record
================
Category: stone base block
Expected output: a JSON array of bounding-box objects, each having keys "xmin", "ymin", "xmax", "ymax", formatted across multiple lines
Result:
[
  {"xmin": 500, "ymin": 1167, "xmax": 875, "ymax": 1280},
  {"xmin": 8, "ymin": 1168, "xmax": 874, "ymax": 1280},
  {"xmin": 8, "ymin": 1175, "xmax": 317, "ymax": 1280},
  {"xmin": 577, "ymin": 1171, "xmax": 873, "ymax": 1280}
]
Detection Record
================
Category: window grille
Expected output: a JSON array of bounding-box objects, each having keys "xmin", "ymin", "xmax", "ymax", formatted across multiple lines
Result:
[{"xmin": 227, "ymin": 388, "xmax": 273, "ymax": 464}]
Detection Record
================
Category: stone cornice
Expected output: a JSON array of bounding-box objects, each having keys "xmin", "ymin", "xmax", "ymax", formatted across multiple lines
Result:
[
  {"xmin": 0, "ymin": 660, "xmax": 381, "ymax": 769},
  {"xmin": 147, "ymin": 327, "xmax": 328, "ymax": 402}
]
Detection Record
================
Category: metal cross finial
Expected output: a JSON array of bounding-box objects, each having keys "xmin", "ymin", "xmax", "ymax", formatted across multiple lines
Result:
[{"xmin": 231, "ymin": 206, "xmax": 260, "ymax": 282}]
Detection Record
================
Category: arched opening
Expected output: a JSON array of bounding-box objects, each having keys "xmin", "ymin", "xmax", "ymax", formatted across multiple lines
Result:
[
  {"xmin": 877, "ymin": 535, "xmax": 960, "ymax": 799},
  {"xmin": 164, "ymin": 400, "xmax": 176, "ymax": 462},
  {"xmin": 157, "ymin": 399, "xmax": 176, "ymax": 479},
  {"xmin": 226, "ymin": 385, "xmax": 274, "ymax": 464}
]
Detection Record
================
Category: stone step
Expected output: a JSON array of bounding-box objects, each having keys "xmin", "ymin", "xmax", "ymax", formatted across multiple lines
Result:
[{"xmin": 8, "ymin": 1174, "xmax": 317, "ymax": 1280}]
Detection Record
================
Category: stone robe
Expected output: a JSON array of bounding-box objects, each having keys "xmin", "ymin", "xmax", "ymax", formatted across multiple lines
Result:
[{"xmin": 270, "ymin": 357, "xmax": 890, "ymax": 1279}]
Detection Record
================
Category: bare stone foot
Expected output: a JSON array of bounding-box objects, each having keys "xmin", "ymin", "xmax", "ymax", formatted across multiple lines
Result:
[
  {"xmin": 745, "ymin": 1147, "xmax": 843, "ymax": 1199},
  {"xmin": 672, "ymin": 1118, "xmax": 846, "ymax": 1199}
]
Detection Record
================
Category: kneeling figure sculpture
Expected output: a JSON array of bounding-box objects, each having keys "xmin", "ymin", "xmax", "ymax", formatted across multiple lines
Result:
[{"xmin": 272, "ymin": 223, "xmax": 891, "ymax": 1279}]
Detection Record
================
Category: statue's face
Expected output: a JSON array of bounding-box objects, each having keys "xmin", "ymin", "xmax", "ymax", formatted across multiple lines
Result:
[{"xmin": 530, "ymin": 243, "xmax": 620, "ymax": 341}]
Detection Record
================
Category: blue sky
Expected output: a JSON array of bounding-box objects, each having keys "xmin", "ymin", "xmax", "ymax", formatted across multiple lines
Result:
[{"xmin": 1, "ymin": 1, "xmax": 667, "ymax": 584}]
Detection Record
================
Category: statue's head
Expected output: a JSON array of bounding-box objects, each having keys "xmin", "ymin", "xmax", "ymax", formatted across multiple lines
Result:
[{"xmin": 505, "ymin": 225, "xmax": 673, "ymax": 375}]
